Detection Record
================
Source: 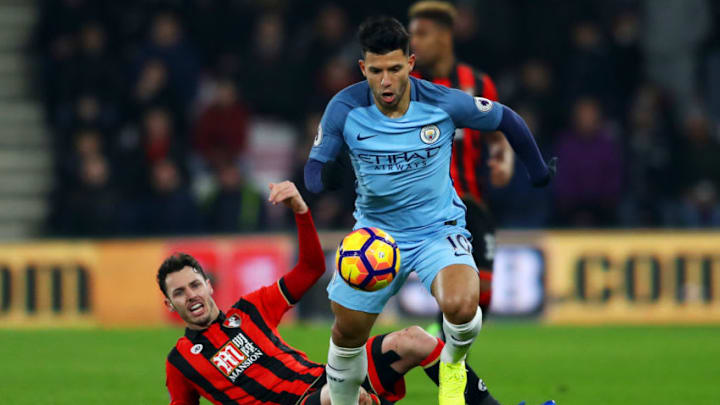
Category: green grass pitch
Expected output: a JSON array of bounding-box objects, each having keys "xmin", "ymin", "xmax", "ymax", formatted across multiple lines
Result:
[{"xmin": 1, "ymin": 323, "xmax": 718, "ymax": 404}]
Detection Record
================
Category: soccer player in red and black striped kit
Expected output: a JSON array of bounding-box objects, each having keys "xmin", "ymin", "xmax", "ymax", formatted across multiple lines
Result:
[
  {"xmin": 160, "ymin": 180, "xmax": 491, "ymax": 404},
  {"xmin": 408, "ymin": 2, "xmax": 513, "ymax": 404}
]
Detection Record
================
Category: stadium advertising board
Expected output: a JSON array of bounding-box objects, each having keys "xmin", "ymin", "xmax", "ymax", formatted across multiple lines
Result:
[
  {"xmin": 2, "ymin": 231, "xmax": 720, "ymax": 326},
  {"xmin": 0, "ymin": 236, "xmax": 293, "ymax": 327},
  {"xmin": 0, "ymin": 242, "xmax": 98, "ymax": 326},
  {"xmin": 540, "ymin": 231, "xmax": 720, "ymax": 323}
]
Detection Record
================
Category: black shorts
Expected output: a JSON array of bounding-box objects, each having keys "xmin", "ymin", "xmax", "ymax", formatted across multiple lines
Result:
[
  {"xmin": 463, "ymin": 198, "xmax": 496, "ymax": 274},
  {"xmin": 300, "ymin": 334, "xmax": 402, "ymax": 405}
]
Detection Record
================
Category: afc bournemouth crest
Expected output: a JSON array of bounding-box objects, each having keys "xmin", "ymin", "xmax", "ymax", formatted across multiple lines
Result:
[
  {"xmin": 420, "ymin": 124, "xmax": 441, "ymax": 144},
  {"xmin": 474, "ymin": 97, "xmax": 493, "ymax": 112},
  {"xmin": 223, "ymin": 314, "xmax": 242, "ymax": 328}
]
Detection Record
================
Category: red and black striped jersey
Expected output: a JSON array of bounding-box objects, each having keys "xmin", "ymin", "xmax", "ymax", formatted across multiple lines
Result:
[
  {"xmin": 165, "ymin": 211, "xmax": 327, "ymax": 405},
  {"xmin": 165, "ymin": 280, "xmax": 325, "ymax": 404},
  {"xmin": 411, "ymin": 63, "xmax": 499, "ymax": 202}
]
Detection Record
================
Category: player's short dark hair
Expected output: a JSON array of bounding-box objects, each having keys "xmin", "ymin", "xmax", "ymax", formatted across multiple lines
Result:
[
  {"xmin": 408, "ymin": 1, "xmax": 457, "ymax": 28},
  {"xmin": 157, "ymin": 252, "xmax": 208, "ymax": 297},
  {"xmin": 358, "ymin": 16, "xmax": 410, "ymax": 56}
]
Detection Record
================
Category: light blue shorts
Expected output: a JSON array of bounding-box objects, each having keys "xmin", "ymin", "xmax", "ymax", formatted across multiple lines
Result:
[{"xmin": 327, "ymin": 225, "xmax": 477, "ymax": 313}]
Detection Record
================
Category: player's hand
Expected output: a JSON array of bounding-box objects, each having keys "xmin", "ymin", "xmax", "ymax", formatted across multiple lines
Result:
[
  {"xmin": 532, "ymin": 157, "xmax": 558, "ymax": 187},
  {"xmin": 268, "ymin": 181, "xmax": 309, "ymax": 214},
  {"xmin": 357, "ymin": 387, "xmax": 379, "ymax": 405}
]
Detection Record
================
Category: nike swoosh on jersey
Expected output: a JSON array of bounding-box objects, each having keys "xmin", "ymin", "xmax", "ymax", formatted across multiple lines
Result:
[{"xmin": 356, "ymin": 133, "xmax": 379, "ymax": 141}]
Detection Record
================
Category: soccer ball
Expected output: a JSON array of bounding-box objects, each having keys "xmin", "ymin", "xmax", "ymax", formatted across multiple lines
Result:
[{"xmin": 335, "ymin": 227, "xmax": 401, "ymax": 292}]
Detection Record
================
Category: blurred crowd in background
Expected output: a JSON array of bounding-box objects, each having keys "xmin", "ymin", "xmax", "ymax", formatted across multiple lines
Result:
[{"xmin": 33, "ymin": 0, "xmax": 720, "ymax": 237}]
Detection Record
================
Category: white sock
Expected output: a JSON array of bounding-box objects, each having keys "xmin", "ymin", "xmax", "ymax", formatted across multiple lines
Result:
[
  {"xmin": 440, "ymin": 307, "xmax": 483, "ymax": 363},
  {"xmin": 326, "ymin": 338, "xmax": 367, "ymax": 405}
]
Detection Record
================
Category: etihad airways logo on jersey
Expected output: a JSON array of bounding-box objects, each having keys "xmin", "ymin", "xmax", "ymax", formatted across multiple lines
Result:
[
  {"xmin": 357, "ymin": 145, "xmax": 442, "ymax": 172},
  {"xmin": 211, "ymin": 333, "xmax": 263, "ymax": 382}
]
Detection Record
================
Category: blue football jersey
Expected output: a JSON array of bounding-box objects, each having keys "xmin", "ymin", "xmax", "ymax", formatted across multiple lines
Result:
[{"xmin": 309, "ymin": 76, "xmax": 503, "ymax": 241}]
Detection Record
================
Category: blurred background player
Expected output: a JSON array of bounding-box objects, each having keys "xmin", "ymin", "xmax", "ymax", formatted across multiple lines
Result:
[
  {"xmin": 409, "ymin": 2, "xmax": 511, "ymax": 404},
  {"xmin": 305, "ymin": 16, "xmax": 554, "ymax": 405},
  {"xmin": 159, "ymin": 180, "xmax": 490, "ymax": 405}
]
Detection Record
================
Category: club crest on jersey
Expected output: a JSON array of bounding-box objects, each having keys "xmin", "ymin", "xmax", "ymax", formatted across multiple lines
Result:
[
  {"xmin": 223, "ymin": 314, "xmax": 242, "ymax": 328},
  {"xmin": 190, "ymin": 344, "xmax": 203, "ymax": 354},
  {"xmin": 420, "ymin": 125, "xmax": 441, "ymax": 144},
  {"xmin": 313, "ymin": 124, "xmax": 323, "ymax": 146},
  {"xmin": 474, "ymin": 97, "xmax": 493, "ymax": 113}
]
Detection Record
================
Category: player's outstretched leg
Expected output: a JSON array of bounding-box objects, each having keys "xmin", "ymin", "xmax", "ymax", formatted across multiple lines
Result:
[
  {"xmin": 326, "ymin": 301, "xmax": 378, "ymax": 405},
  {"xmin": 432, "ymin": 264, "xmax": 483, "ymax": 405}
]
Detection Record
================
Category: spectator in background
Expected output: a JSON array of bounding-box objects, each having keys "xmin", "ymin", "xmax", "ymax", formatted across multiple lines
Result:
[
  {"xmin": 134, "ymin": 11, "xmax": 199, "ymax": 108},
  {"xmin": 141, "ymin": 159, "xmax": 200, "ymax": 234},
  {"xmin": 56, "ymin": 129, "xmax": 104, "ymax": 188},
  {"xmin": 130, "ymin": 59, "xmax": 184, "ymax": 125},
  {"xmin": 193, "ymin": 78, "xmax": 249, "ymax": 171},
  {"xmin": 204, "ymin": 164, "xmax": 267, "ymax": 232},
  {"xmin": 621, "ymin": 84, "xmax": 676, "ymax": 226},
  {"xmin": 452, "ymin": 3, "xmax": 480, "ymax": 68},
  {"xmin": 66, "ymin": 21, "xmax": 122, "ymax": 102},
  {"xmin": 643, "ymin": 0, "xmax": 711, "ymax": 119},
  {"xmin": 294, "ymin": 3, "xmax": 359, "ymax": 112},
  {"xmin": 511, "ymin": 59, "xmax": 562, "ymax": 138},
  {"xmin": 610, "ymin": 9, "xmax": 643, "ymax": 120},
  {"xmin": 308, "ymin": 56, "xmax": 356, "ymax": 110},
  {"xmin": 35, "ymin": 0, "xmax": 99, "ymax": 116},
  {"xmin": 142, "ymin": 107, "xmax": 183, "ymax": 166},
  {"xmin": 53, "ymin": 93, "xmax": 120, "ymax": 149},
  {"xmin": 553, "ymin": 97, "xmax": 623, "ymax": 227},
  {"xmin": 305, "ymin": 4, "xmax": 354, "ymax": 66},
  {"xmin": 674, "ymin": 111, "xmax": 720, "ymax": 226},
  {"xmin": 242, "ymin": 12, "xmax": 298, "ymax": 119},
  {"xmin": 55, "ymin": 153, "xmax": 122, "ymax": 236},
  {"xmin": 563, "ymin": 21, "xmax": 617, "ymax": 116}
]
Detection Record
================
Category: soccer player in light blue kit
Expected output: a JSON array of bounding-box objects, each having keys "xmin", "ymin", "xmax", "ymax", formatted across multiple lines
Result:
[{"xmin": 305, "ymin": 17, "xmax": 556, "ymax": 405}]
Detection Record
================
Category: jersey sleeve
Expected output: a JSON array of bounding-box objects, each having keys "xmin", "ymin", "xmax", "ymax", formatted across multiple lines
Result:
[
  {"xmin": 234, "ymin": 210, "xmax": 324, "ymax": 327},
  {"xmin": 308, "ymin": 95, "xmax": 351, "ymax": 163},
  {"xmin": 443, "ymin": 87, "xmax": 503, "ymax": 131},
  {"xmin": 242, "ymin": 283, "xmax": 292, "ymax": 328},
  {"xmin": 166, "ymin": 360, "xmax": 200, "ymax": 405}
]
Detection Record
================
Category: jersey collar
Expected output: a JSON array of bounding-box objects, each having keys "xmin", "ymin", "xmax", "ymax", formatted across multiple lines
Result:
[{"xmin": 184, "ymin": 310, "xmax": 226, "ymax": 340}]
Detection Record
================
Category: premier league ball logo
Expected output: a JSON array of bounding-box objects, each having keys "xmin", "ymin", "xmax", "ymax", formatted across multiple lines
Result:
[{"xmin": 474, "ymin": 97, "xmax": 493, "ymax": 112}]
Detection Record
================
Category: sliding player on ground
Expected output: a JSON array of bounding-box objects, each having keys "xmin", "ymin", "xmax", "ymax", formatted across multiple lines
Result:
[{"xmin": 160, "ymin": 181, "xmax": 476, "ymax": 404}]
